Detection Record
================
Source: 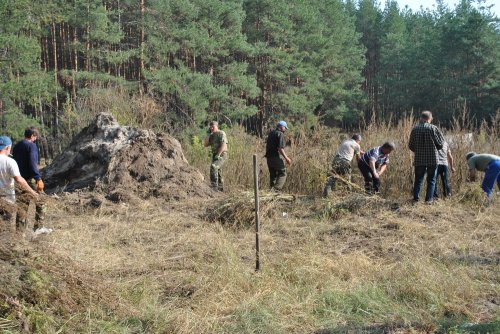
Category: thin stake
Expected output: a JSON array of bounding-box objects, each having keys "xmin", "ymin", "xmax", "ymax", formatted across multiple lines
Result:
[{"xmin": 253, "ymin": 154, "xmax": 260, "ymax": 271}]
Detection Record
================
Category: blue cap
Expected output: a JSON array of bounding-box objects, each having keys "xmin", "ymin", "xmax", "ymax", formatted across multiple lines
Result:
[
  {"xmin": 0, "ymin": 136, "xmax": 12, "ymax": 150},
  {"xmin": 277, "ymin": 120, "xmax": 288, "ymax": 129}
]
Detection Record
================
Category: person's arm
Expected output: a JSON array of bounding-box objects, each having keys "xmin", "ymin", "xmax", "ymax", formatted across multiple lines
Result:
[
  {"xmin": 217, "ymin": 142, "xmax": 227, "ymax": 157},
  {"xmin": 408, "ymin": 130, "xmax": 415, "ymax": 152},
  {"xmin": 468, "ymin": 169, "xmax": 476, "ymax": 182},
  {"xmin": 14, "ymin": 175, "xmax": 39, "ymax": 199},
  {"xmin": 447, "ymin": 150, "xmax": 456, "ymax": 173},
  {"xmin": 278, "ymin": 147, "xmax": 291, "ymax": 165},
  {"xmin": 433, "ymin": 127, "xmax": 445, "ymax": 150},
  {"xmin": 378, "ymin": 164, "xmax": 387, "ymax": 176},
  {"xmin": 369, "ymin": 159, "xmax": 379, "ymax": 178},
  {"xmin": 28, "ymin": 144, "xmax": 42, "ymax": 181},
  {"xmin": 204, "ymin": 135, "xmax": 210, "ymax": 147}
]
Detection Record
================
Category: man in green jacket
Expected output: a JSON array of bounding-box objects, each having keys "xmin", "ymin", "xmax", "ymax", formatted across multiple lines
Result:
[{"xmin": 204, "ymin": 121, "xmax": 228, "ymax": 192}]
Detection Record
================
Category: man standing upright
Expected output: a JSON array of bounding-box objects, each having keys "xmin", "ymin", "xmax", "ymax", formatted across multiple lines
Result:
[
  {"xmin": 12, "ymin": 127, "xmax": 46, "ymax": 232},
  {"xmin": 409, "ymin": 111, "xmax": 445, "ymax": 204},
  {"xmin": 433, "ymin": 141, "xmax": 456, "ymax": 199},
  {"xmin": 265, "ymin": 121, "xmax": 292, "ymax": 191},
  {"xmin": 0, "ymin": 136, "xmax": 39, "ymax": 235},
  {"xmin": 204, "ymin": 121, "xmax": 228, "ymax": 191},
  {"xmin": 323, "ymin": 134, "xmax": 362, "ymax": 197}
]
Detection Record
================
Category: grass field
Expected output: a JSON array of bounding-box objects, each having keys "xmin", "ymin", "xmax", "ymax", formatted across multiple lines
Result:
[{"xmin": 0, "ymin": 117, "xmax": 499, "ymax": 333}]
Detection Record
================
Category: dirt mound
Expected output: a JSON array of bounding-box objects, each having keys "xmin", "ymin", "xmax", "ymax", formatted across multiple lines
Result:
[{"xmin": 43, "ymin": 112, "xmax": 212, "ymax": 201}]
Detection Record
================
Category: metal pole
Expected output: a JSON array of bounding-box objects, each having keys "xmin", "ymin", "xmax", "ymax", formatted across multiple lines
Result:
[{"xmin": 253, "ymin": 154, "xmax": 260, "ymax": 271}]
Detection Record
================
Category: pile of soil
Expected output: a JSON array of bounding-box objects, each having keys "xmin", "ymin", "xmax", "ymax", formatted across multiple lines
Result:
[{"xmin": 43, "ymin": 112, "xmax": 212, "ymax": 201}]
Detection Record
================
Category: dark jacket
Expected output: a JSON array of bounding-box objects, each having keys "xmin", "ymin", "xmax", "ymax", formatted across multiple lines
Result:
[{"xmin": 12, "ymin": 139, "xmax": 41, "ymax": 181}]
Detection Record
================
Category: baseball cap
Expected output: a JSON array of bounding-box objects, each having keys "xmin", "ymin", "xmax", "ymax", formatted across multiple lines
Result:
[
  {"xmin": 465, "ymin": 152, "xmax": 476, "ymax": 160},
  {"xmin": 277, "ymin": 120, "xmax": 288, "ymax": 129},
  {"xmin": 0, "ymin": 136, "xmax": 12, "ymax": 150}
]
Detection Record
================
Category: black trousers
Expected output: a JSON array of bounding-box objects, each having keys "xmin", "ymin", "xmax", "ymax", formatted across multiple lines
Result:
[{"xmin": 357, "ymin": 160, "xmax": 380, "ymax": 193}]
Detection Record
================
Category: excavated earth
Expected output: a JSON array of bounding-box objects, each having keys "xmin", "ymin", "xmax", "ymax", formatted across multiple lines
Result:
[{"xmin": 43, "ymin": 112, "xmax": 212, "ymax": 202}]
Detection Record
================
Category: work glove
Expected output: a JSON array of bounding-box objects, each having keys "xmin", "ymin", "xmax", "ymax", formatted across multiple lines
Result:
[{"xmin": 36, "ymin": 179, "xmax": 44, "ymax": 192}]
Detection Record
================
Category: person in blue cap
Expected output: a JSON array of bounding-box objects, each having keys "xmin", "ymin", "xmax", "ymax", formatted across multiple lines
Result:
[
  {"xmin": 265, "ymin": 121, "xmax": 292, "ymax": 191},
  {"xmin": 0, "ymin": 136, "xmax": 39, "ymax": 235}
]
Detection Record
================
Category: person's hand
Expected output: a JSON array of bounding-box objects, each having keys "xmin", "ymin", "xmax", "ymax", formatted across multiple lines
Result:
[
  {"xmin": 286, "ymin": 157, "xmax": 292, "ymax": 165},
  {"xmin": 451, "ymin": 167, "xmax": 456, "ymax": 173},
  {"xmin": 36, "ymin": 179, "xmax": 44, "ymax": 192},
  {"xmin": 373, "ymin": 171, "xmax": 379, "ymax": 179},
  {"xmin": 31, "ymin": 191, "xmax": 40, "ymax": 201}
]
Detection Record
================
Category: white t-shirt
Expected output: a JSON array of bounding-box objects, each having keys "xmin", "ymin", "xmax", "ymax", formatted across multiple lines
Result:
[
  {"xmin": 335, "ymin": 139, "xmax": 361, "ymax": 162},
  {"xmin": 436, "ymin": 141, "xmax": 449, "ymax": 166},
  {"xmin": 0, "ymin": 154, "xmax": 21, "ymax": 203}
]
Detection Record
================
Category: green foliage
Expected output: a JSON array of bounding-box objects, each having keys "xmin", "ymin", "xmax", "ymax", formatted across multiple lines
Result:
[
  {"xmin": 0, "ymin": 0, "xmax": 499, "ymax": 148},
  {"xmin": 0, "ymin": 106, "xmax": 41, "ymax": 140}
]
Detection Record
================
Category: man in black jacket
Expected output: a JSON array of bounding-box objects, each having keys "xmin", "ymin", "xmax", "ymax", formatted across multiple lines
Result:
[
  {"xmin": 265, "ymin": 121, "xmax": 292, "ymax": 191},
  {"xmin": 12, "ymin": 127, "xmax": 46, "ymax": 232}
]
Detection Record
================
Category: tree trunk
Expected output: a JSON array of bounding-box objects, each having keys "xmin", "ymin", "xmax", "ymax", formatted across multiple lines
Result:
[{"xmin": 139, "ymin": 0, "xmax": 145, "ymax": 95}]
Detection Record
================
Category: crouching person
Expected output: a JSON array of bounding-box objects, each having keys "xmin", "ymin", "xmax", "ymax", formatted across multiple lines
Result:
[
  {"xmin": 323, "ymin": 134, "xmax": 362, "ymax": 197},
  {"xmin": 357, "ymin": 142, "xmax": 395, "ymax": 194},
  {"xmin": 466, "ymin": 152, "xmax": 500, "ymax": 204}
]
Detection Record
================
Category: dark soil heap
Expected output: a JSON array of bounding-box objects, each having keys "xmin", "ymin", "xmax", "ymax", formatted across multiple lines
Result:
[{"xmin": 43, "ymin": 112, "xmax": 212, "ymax": 201}]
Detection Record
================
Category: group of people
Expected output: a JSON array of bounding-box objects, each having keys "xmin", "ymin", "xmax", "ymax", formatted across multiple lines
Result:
[
  {"xmin": 0, "ymin": 127, "xmax": 46, "ymax": 238},
  {"xmin": 204, "ymin": 111, "xmax": 500, "ymax": 204},
  {"xmin": 204, "ymin": 120, "xmax": 292, "ymax": 192},
  {"xmin": 1, "ymin": 113, "xmax": 497, "ymax": 236}
]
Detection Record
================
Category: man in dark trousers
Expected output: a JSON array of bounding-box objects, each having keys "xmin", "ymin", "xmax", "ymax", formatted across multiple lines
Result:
[
  {"xmin": 12, "ymin": 127, "xmax": 46, "ymax": 232},
  {"xmin": 409, "ymin": 111, "xmax": 445, "ymax": 204},
  {"xmin": 204, "ymin": 121, "xmax": 228, "ymax": 191},
  {"xmin": 357, "ymin": 142, "xmax": 395, "ymax": 194},
  {"xmin": 265, "ymin": 121, "xmax": 292, "ymax": 191}
]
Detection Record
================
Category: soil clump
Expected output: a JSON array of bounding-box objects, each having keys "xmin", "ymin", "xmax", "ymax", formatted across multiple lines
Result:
[{"xmin": 43, "ymin": 112, "xmax": 211, "ymax": 201}]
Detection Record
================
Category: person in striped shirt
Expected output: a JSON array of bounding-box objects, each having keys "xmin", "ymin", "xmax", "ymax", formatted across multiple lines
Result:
[{"xmin": 357, "ymin": 142, "xmax": 395, "ymax": 194}]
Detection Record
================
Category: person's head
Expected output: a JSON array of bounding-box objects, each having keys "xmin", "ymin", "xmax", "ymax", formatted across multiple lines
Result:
[
  {"xmin": 24, "ymin": 127, "xmax": 39, "ymax": 142},
  {"xmin": 277, "ymin": 120, "xmax": 288, "ymax": 132},
  {"xmin": 466, "ymin": 152, "xmax": 476, "ymax": 161},
  {"xmin": 208, "ymin": 121, "xmax": 219, "ymax": 133},
  {"xmin": 420, "ymin": 111, "xmax": 433, "ymax": 123},
  {"xmin": 0, "ymin": 136, "xmax": 12, "ymax": 154},
  {"xmin": 351, "ymin": 134, "xmax": 362, "ymax": 144},
  {"xmin": 381, "ymin": 141, "xmax": 395, "ymax": 155}
]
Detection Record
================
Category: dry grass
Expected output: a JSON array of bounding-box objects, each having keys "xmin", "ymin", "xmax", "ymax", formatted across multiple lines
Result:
[
  {"xmin": 2, "ymin": 115, "xmax": 499, "ymax": 333},
  {"xmin": 14, "ymin": 187, "xmax": 497, "ymax": 333}
]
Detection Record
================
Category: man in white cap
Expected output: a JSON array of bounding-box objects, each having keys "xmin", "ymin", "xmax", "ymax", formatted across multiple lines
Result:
[
  {"xmin": 265, "ymin": 121, "xmax": 292, "ymax": 191},
  {"xmin": 0, "ymin": 136, "xmax": 39, "ymax": 235}
]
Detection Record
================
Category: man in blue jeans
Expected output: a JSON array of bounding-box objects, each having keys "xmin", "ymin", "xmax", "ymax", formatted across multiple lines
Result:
[
  {"xmin": 466, "ymin": 152, "xmax": 500, "ymax": 204},
  {"xmin": 409, "ymin": 111, "xmax": 445, "ymax": 203},
  {"xmin": 433, "ymin": 141, "xmax": 456, "ymax": 199}
]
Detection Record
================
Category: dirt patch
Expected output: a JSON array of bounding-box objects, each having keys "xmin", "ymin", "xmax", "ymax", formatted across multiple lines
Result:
[{"xmin": 43, "ymin": 112, "xmax": 212, "ymax": 201}]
